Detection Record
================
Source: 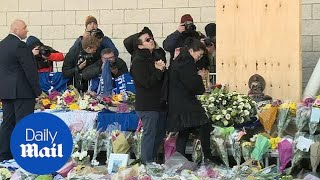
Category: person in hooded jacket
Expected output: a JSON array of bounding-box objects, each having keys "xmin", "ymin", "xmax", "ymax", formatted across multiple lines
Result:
[{"xmin": 26, "ymin": 35, "xmax": 64, "ymax": 72}]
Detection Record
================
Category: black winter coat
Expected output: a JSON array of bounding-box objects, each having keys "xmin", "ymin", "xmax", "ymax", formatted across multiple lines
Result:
[
  {"xmin": 167, "ymin": 49, "xmax": 209, "ymax": 131},
  {"xmin": 130, "ymin": 49, "xmax": 166, "ymax": 111},
  {"xmin": 62, "ymin": 42, "xmax": 102, "ymax": 92},
  {"xmin": 0, "ymin": 34, "xmax": 41, "ymax": 99}
]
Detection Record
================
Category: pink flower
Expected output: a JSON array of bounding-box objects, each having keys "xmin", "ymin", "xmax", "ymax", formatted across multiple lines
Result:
[
  {"xmin": 303, "ymin": 97, "xmax": 315, "ymax": 107},
  {"xmin": 64, "ymin": 96, "xmax": 74, "ymax": 104},
  {"xmin": 314, "ymin": 99, "xmax": 320, "ymax": 107},
  {"xmin": 102, "ymin": 97, "xmax": 112, "ymax": 104},
  {"xmin": 48, "ymin": 91, "xmax": 60, "ymax": 100}
]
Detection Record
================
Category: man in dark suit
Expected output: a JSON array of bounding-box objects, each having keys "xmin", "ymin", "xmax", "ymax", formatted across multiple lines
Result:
[{"xmin": 0, "ymin": 20, "xmax": 41, "ymax": 161}]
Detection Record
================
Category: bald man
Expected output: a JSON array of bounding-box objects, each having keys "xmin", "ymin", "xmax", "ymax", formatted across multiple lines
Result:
[{"xmin": 0, "ymin": 20, "xmax": 41, "ymax": 161}]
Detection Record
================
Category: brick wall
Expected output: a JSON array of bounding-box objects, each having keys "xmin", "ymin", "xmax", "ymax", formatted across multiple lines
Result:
[
  {"xmin": 0, "ymin": 0, "xmax": 216, "ymax": 71},
  {"xmin": 0, "ymin": 0, "xmax": 318, "ymax": 90},
  {"xmin": 302, "ymin": 0, "xmax": 320, "ymax": 89}
]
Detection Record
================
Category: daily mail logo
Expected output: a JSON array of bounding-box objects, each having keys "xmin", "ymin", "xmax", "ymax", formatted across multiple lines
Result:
[
  {"xmin": 20, "ymin": 129, "xmax": 63, "ymax": 158},
  {"xmin": 10, "ymin": 113, "xmax": 73, "ymax": 175}
]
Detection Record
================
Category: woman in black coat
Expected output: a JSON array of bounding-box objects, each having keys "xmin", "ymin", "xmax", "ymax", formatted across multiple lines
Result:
[{"xmin": 167, "ymin": 37, "xmax": 213, "ymax": 161}]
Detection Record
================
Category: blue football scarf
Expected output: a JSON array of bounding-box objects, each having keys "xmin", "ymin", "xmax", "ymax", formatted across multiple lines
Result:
[{"xmin": 89, "ymin": 61, "xmax": 113, "ymax": 96}]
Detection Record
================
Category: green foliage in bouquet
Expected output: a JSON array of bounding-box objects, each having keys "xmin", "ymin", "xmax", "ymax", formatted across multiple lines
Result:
[{"xmin": 198, "ymin": 89, "xmax": 257, "ymax": 127}]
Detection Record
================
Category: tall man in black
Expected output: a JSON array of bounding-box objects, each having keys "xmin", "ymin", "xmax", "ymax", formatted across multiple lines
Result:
[{"xmin": 0, "ymin": 20, "xmax": 41, "ymax": 161}]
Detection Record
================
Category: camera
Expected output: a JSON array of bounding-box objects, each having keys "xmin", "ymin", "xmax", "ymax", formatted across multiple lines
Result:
[
  {"xmin": 78, "ymin": 53, "xmax": 95, "ymax": 65},
  {"xmin": 38, "ymin": 45, "xmax": 52, "ymax": 57},
  {"xmin": 184, "ymin": 22, "xmax": 196, "ymax": 32},
  {"xmin": 89, "ymin": 28, "xmax": 104, "ymax": 39}
]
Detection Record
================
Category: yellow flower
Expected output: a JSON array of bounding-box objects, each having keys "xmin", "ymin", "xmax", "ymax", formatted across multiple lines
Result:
[
  {"xmin": 0, "ymin": 168, "xmax": 11, "ymax": 179},
  {"xmin": 270, "ymin": 137, "xmax": 281, "ymax": 149},
  {"xmin": 50, "ymin": 104, "xmax": 57, "ymax": 109},
  {"xmin": 112, "ymin": 94, "xmax": 123, "ymax": 102},
  {"xmin": 41, "ymin": 99, "xmax": 51, "ymax": 106},
  {"xmin": 69, "ymin": 103, "xmax": 80, "ymax": 110},
  {"xmin": 261, "ymin": 104, "xmax": 272, "ymax": 110},
  {"xmin": 70, "ymin": 91, "xmax": 76, "ymax": 96}
]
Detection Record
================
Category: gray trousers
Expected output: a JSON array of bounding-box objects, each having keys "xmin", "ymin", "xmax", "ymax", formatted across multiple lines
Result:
[{"xmin": 136, "ymin": 111, "xmax": 166, "ymax": 163}]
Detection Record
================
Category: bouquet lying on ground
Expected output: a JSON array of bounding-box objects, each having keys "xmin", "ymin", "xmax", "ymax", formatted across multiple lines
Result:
[{"xmin": 199, "ymin": 88, "xmax": 257, "ymax": 127}]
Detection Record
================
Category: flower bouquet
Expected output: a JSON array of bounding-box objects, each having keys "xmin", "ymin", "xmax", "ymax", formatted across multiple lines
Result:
[
  {"xmin": 199, "ymin": 89, "xmax": 257, "ymax": 127},
  {"xmin": 133, "ymin": 120, "xmax": 143, "ymax": 160},
  {"xmin": 277, "ymin": 101, "xmax": 296, "ymax": 137},
  {"xmin": 111, "ymin": 130, "xmax": 131, "ymax": 154},
  {"xmin": 229, "ymin": 130, "xmax": 246, "ymax": 166},
  {"xmin": 251, "ymin": 134, "xmax": 271, "ymax": 166},
  {"xmin": 296, "ymin": 102, "xmax": 312, "ymax": 133},
  {"xmin": 258, "ymin": 103, "xmax": 278, "ymax": 134},
  {"xmin": 287, "ymin": 132, "xmax": 310, "ymax": 174},
  {"xmin": 210, "ymin": 126, "xmax": 235, "ymax": 167},
  {"xmin": 277, "ymin": 139, "xmax": 293, "ymax": 173},
  {"xmin": 241, "ymin": 142, "xmax": 254, "ymax": 162},
  {"xmin": 0, "ymin": 168, "xmax": 11, "ymax": 180},
  {"xmin": 71, "ymin": 151, "xmax": 90, "ymax": 166},
  {"xmin": 309, "ymin": 98, "xmax": 320, "ymax": 135}
]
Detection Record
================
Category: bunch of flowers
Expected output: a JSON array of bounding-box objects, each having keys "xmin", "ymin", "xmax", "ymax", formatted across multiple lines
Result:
[
  {"xmin": 0, "ymin": 168, "xmax": 11, "ymax": 180},
  {"xmin": 277, "ymin": 101, "xmax": 297, "ymax": 137},
  {"xmin": 133, "ymin": 121, "xmax": 143, "ymax": 160},
  {"xmin": 60, "ymin": 86, "xmax": 80, "ymax": 110},
  {"xmin": 78, "ymin": 92, "xmax": 105, "ymax": 111},
  {"xmin": 71, "ymin": 151, "xmax": 90, "ymax": 166},
  {"xmin": 198, "ymin": 89, "xmax": 257, "ymax": 127}
]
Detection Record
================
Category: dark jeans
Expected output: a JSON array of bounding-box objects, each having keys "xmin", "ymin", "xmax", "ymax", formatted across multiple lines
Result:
[
  {"xmin": 176, "ymin": 123, "xmax": 213, "ymax": 159},
  {"xmin": 136, "ymin": 111, "xmax": 166, "ymax": 163},
  {"xmin": 0, "ymin": 99, "xmax": 35, "ymax": 161}
]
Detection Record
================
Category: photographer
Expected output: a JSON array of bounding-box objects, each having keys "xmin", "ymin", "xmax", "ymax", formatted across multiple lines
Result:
[
  {"xmin": 203, "ymin": 23, "xmax": 216, "ymax": 73},
  {"xmin": 62, "ymin": 35, "xmax": 101, "ymax": 92},
  {"xmin": 26, "ymin": 36, "xmax": 64, "ymax": 72},
  {"xmin": 101, "ymin": 48, "xmax": 128, "ymax": 78},
  {"xmin": 71, "ymin": 15, "xmax": 119, "ymax": 56},
  {"xmin": 163, "ymin": 14, "xmax": 202, "ymax": 62}
]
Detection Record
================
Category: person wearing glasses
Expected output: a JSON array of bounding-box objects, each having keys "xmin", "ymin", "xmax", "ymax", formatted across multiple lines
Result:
[
  {"xmin": 130, "ymin": 28, "xmax": 167, "ymax": 163},
  {"xmin": 166, "ymin": 37, "xmax": 214, "ymax": 163},
  {"xmin": 101, "ymin": 48, "xmax": 128, "ymax": 79}
]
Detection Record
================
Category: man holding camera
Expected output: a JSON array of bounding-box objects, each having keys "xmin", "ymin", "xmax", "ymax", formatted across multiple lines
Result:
[
  {"xmin": 101, "ymin": 48, "xmax": 128, "ymax": 78},
  {"xmin": 71, "ymin": 15, "xmax": 119, "ymax": 56},
  {"xmin": 163, "ymin": 14, "xmax": 201, "ymax": 62},
  {"xmin": 62, "ymin": 35, "xmax": 101, "ymax": 93},
  {"xmin": 26, "ymin": 36, "xmax": 64, "ymax": 72}
]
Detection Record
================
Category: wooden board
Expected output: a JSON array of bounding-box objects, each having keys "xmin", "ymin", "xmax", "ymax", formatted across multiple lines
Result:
[{"xmin": 216, "ymin": 0, "xmax": 302, "ymax": 102}]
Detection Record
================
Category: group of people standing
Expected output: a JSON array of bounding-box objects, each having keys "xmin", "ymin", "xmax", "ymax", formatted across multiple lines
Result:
[
  {"xmin": 130, "ymin": 14, "xmax": 217, "ymax": 163},
  {"xmin": 0, "ymin": 14, "xmax": 217, "ymax": 164}
]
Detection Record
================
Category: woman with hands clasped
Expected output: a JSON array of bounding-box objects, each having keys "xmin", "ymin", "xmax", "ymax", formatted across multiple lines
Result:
[{"xmin": 166, "ymin": 37, "xmax": 215, "ymax": 163}]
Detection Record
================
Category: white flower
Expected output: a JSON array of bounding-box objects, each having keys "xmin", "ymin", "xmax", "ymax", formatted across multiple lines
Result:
[
  {"xmin": 223, "ymin": 120, "xmax": 229, "ymax": 126},
  {"xmin": 79, "ymin": 99, "xmax": 89, "ymax": 109},
  {"xmin": 72, "ymin": 151, "xmax": 80, "ymax": 158},
  {"xmin": 91, "ymin": 159, "xmax": 99, "ymax": 166},
  {"xmin": 216, "ymin": 115, "xmax": 222, "ymax": 120},
  {"xmin": 222, "ymin": 110, "xmax": 227, "ymax": 115},
  {"xmin": 244, "ymin": 110, "xmax": 250, "ymax": 116},
  {"xmin": 225, "ymin": 114, "xmax": 231, "ymax": 120},
  {"xmin": 222, "ymin": 100, "xmax": 227, "ymax": 105},
  {"xmin": 208, "ymin": 97, "xmax": 215, "ymax": 102},
  {"xmin": 208, "ymin": 104, "xmax": 214, "ymax": 109}
]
